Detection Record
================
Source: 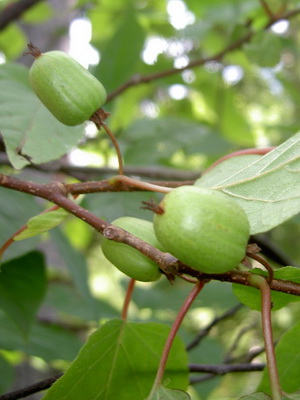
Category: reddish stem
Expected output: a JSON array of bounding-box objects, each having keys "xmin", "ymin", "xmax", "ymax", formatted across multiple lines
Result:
[
  {"xmin": 247, "ymin": 274, "xmax": 282, "ymax": 400},
  {"xmin": 147, "ymin": 280, "xmax": 205, "ymax": 398},
  {"xmin": 203, "ymin": 147, "xmax": 275, "ymax": 175},
  {"xmin": 121, "ymin": 278, "xmax": 136, "ymax": 321},
  {"xmin": 247, "ymin": 250, "xmax": 274, "ymax": 283},
  {"xmin": 0, "ymin": 203, "xmax": 61, "ymax": 258}
]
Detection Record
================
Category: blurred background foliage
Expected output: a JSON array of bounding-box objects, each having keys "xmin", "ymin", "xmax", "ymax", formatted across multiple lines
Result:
[{"xmin": 0, "ymin": 0, "xmax": 300, "ymax": 399}]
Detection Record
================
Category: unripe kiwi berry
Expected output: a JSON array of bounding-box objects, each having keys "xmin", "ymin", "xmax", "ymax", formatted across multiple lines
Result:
[
  {"xmin": 101, "ymin": 217, "xmax": 164, "ymax": 282},
  {"xmin": 153, "ymin": 186, "xmax": 250, "ymax": 274},
  {"xmin": 27, "ymin": 44, "xmax": 106, "ymax": 126}
]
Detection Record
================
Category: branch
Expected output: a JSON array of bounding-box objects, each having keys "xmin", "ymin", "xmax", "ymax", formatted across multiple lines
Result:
[
  {"xmin": 189, "ymin": 362, "xmax": 265, "ymax": 375},
  {"xmin": 0, "ymin": 0, "xmax": 43, "ymax": 31},
  {"xmin": 0, "ymin": 173, "xmax": 300, "ymax": 295},
  {"xmin": 0, "ymin": 373, "xmax": 63, "ymax": 400},
  {"xmin": 186, "ymin": 304, "xmax": 243, "ymax": 351},
  {"xmin": 0, "ymin": 172, "xmax": 300, "ymax": 294},
  {"xmin": 106, "ymin": 8, "xmax": 300, "ymax": 101}
]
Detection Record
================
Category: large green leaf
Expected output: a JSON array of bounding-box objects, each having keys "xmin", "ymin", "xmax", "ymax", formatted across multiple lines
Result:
[
  {"xmin": 149, "ymin": 387, "xmax": 191, "ymax": 400},
  {"xmin": 196, "ymin": 132, "xmax": 300, "ymax": 234},
  {"xmin": 94, "ymin": 7, "xmax": 146, "ymax": 92},
  {"xmin": 0, "ymin": 310, "xmax": 82, "ymax": 361},
  {"xmin": 0, "ymin": 64, "xmax": 85, "ymax": 169},
  {"xmin": 122, "ymin": 117, "xmax": 231, "ymax": 165},
  {"xmin": 42, "ymin": 319, "xmax": 189, "ymax": 400},
  {"xmin": 219, "ymin": 87, "xmax": 254, "ymax": 146},
  {"xmin": 0, "ymin": 187, "xmax": 41, "ymax": 262},
  {"xmin": 50, "ymin": 228, "xmax": 98, "ymax": 321},
  {"xmin": 233, "ymin": 267, "xmax": 300, "ymax": 311},
  {"xmin": 240, "ymin": 393, "xmax": 271, "ymax": 400},
  {"xmin": 0, "ymin": 355, "xmax": 14, "ymax": 394},
  {"xmin": 245, "ymin": 31, "xmax": 282, "ymax": 68},
  {"xmin": 258, "ymin": 321, "xmax": 300, "ymax": 395},
  {"xmin": 45, "ymin": 282, "xmax": 119, "ymax": 322},
  {"xmin": 0, "ymin": 251, "xmax": 47, "ymax": 338}
]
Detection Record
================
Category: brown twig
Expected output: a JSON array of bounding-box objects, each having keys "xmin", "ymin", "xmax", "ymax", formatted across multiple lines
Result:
[
  {"xmin": 106, "ymin": 8, "xmax": 300, "ymax": 102},
  {"xmin": 186, "ymin": 304, "xmax": 243, "ymax": 351},
  {"xmin": 0, "ymin": 0, "xmax": 43, "ymax": 31},
  {"xmin": 0, "ymin": 373, "xmax": 63, "ymax": 400},
  {"xmin": 0, "ymin": 173, "xmax": 300, "ymax": 295},
  {"xmin": 189, "ymin": 362, "xmax": 265, "ymax": 375}
]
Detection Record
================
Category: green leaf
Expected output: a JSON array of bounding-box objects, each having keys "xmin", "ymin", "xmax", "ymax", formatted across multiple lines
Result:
[
  {"xmin": 283, "ymin": 395, "xmax": 300, "ymax": 400},
  {"xmin": 0, "ymin": 251, "xmax": 47, "ymax": 338},
  {"xmin": 50, "ymin": 228, "xmax": 98, "ymax": 321},
  {"xmin": 0, "ymin": 24, "xmax": 25, "ymax": 60},
  {"xmin": 45, "ymin": 282, "xmax": 119, "ymax": 322},
  {"xmin": 245, "ymin": 31, "xmax": 282, "ymax": 68},
  {"xmin": 219, "ymin": 87, "xmax": 254, "ymax": 146},
  {"xmin": 240, "ymin": 393, "xmax": 271, "ymax": 399},
  {"xmin": 0, "ymin": 66, "xmax": 85, "ymax": 169},
  {"xmin": 0, "ymin": 310, "xmax": 82, "ymax": 361},
  {"xmin": 0, "ymin": 188, "xmax": 41, "ymax": 262},
  {"xmin": 84, "ymin": 191, "xmax": 162, "ymax": 222},
  {"xmin": 122, "ymin": 117, "xmax": 231, "ymax": 165},
  {"xmin": 196, "ymin": 132, "xmax": 300, "ymax": 234},
  {"xmin": 14, "ymin": 208, "xmax": 71, "ymax": 241},
  {"xmin": 0, "ymin": 62, "xmax": 30, "ymax": 86},
  {"xmin": 22, "ymin": 2, "xmax": 53, "ymax": 23},
  {"xmin": 258, "ymin": 320, "xmax": 300, "ymax": 394},
  {"xmin": 0, "ymin": 355, "xmax": 14, "ymax": 394},
  {"xmin": 42, "ymin": 319, "xmax": 189, "ymax": 400},
  {"xmin": 149, "ymin": 386, "xmax": 191, "ymax": 400},
  {"xmin": 233, "ymin": 267, "xmax": 300, "ymax": 311},
  {"xmin": 200, "ymin": 155, "xmax": 262, "ymax": 187},
  {"xmin": 14, "ymin": 196, "xmax": 83, "ymax": 241},
  {"xmin": 94, "ymin": 7, "xmax": 146, "ymax": 92}
]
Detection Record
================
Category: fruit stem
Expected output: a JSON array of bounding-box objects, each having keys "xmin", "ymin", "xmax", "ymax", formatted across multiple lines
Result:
[
  {"xmin": 203, "ymin": 147, "xmax": 275, "ymax": 175},
  {"xmin": 24, "ymin": 42, "xmax": 42, "ymax": 58},
  {"xmin": 101, "ymin": 122, "xmax": 124, "ymax": 175},
  {"xmin": 147, "ymin": 280, "xmax": 205, "ymax": 399},
  {"xmin": 247, "ymin": 274, "xmax": 282, "ymax": 400},
  {"xmin": 108, "ymin": 175, "xmax": 172, "ymax": 193},
  {"xmin": 247, "ymin": 248, "xmax": 274, "ymax": 283},
  {"xmin": 89, "ymin": 109, "xmax": 124, "ymax": 175},
  {"xmin": 121, "ymin": 278, "xmax": 135, "ymax": 321}
]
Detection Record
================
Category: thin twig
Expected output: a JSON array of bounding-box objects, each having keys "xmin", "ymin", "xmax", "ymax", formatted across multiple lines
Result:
[
  {"xmin": 106, "ymin": 8, "xmax": 300, "ymax": 101},
  {"xmin": 248, "ymin": 274, "xmax": 282, "ymax": 400},
  {"xmin": 0, "ymin": 0, "xmax": 42, "ymax": 31},
  {"xmin": 0, "ymin": 373, "xmax": 63, "ymax": 400},
  {"xmin": 147, "ymin": 281, "xmax": 205, "ymax": 398},
  {"xmin": 189, "ymin": 362, "xmax": 265, "ymax": 375},
  {"xmin": 1, "ymin": 173, "xmax": 300, "ymax": 296},
  {"xmin": 186, "ymin": 304, "xmax": 243, "ymax": 351}
]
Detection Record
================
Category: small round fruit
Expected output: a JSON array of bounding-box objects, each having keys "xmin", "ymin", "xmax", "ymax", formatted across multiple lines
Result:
[
  {"xmin": 28, "ymin": 44, "xmax": 106, "ymax": 126},
  {"xmin": 101, "ymin": 217, "xmax": 163, "ymax": 282},
  {"xmin": 153, "ymin": 185, "xmax": 250, "ymax": 274}
]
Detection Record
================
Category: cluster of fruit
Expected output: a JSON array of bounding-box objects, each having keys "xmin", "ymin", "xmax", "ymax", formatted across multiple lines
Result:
[
  {"xmin": 102, "ymin": 185, "xmax": 250, "ymax": 281},
  {"xmin": 27, "ymin": 46, "xmax": 250, "ymax": 281}
]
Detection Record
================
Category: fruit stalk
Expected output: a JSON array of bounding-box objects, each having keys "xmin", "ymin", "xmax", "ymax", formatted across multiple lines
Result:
[
  {"xmin": 248, "ymin": 274, "xmax": 282, "ymax": 400},
  {"xmin": 147, "ymin": 280, "xmax": 205, "ymax": 399}
]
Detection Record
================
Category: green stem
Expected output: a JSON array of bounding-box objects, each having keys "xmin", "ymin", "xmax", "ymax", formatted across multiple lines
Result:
[
  {"xmin": 248, "ymin": 274, "xmax": 282, "ymax": 400},
  {"xmin": 147, "ymin": 280, "xmax": 205, "ymax": 399}
]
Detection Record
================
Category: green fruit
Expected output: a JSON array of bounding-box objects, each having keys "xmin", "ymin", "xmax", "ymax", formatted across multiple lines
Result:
[
  {"xmin": 153, "ymin": 186, "xmax": 250, "ymax": 274},
  {"xmin": 28, "ymin": 47, "xmax": 106, "ymax": 126},
  {"xmin": 102, "ymin": 217, "xmax": 163, "ymax": 282}
]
